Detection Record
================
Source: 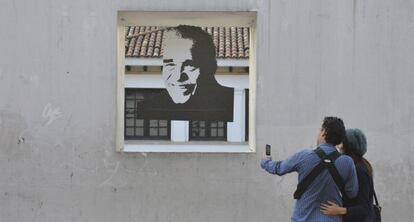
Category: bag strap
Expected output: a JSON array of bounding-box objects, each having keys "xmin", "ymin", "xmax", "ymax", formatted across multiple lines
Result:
[
  {"xmin": 294, "ymin": 147, "xmax": 345, "ymax": 199},
  {"xmin": 373, "ymin": 188, "xmax": 379, "ymax": 206},
  {"xmin": 315, "ymin": 148, "xmax": 347, "ymax": 198},
  {"xmin": 293, "ymin": 160, "xmax": 326, "ymax": 199},
  {"xmin": 372, "ymin": 177, "xmax": 380, "ymax": 207}
]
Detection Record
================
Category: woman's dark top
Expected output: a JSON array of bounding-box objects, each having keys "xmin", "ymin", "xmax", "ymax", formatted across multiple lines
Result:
[{"xmin": 343, "ymin": 161, "xmax": 374, "ymax": 222}]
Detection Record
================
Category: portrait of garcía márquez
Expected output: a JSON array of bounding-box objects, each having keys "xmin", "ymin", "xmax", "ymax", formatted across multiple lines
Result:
[{"xmin": 138, "ymin": 25, "xmax": 234, "ymax": 122}]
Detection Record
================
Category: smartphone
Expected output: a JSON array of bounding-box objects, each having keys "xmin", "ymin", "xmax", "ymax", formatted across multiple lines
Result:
[{"xmin": 265, "ymin": 144, "xmax": 271, "ymax": 156}]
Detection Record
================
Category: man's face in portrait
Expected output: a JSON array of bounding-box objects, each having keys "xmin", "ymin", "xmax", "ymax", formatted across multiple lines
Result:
[{"xmin": 162, "ymin": 31, "xmax": 201, "ymax": 104}]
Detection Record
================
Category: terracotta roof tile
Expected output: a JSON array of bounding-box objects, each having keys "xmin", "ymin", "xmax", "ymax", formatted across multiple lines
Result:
[
  {"xmin": 139, "ymin": 27, "xmax": 150, "ymax": 56},
  {"xmin": 231, "ymin": 27, "xmax": 238, "ymax": 58},
  {"xmin": 218, "ymin": 27, "xmax": 225, "ymax": 57},
  {"xmin": 153, "ymin": 30, "xmax": 163, "ymax": 57},
  {"xmin": 125, "ymin": 26, "xmax": 249, "ymax": 59},
  {"xmin": 243, "ymin": 27, "xmax": 249, "ymax": 57},
  {"xmin": 131, "ymin": 27, "xmax": 143, "ymax": 57},
  {"xmin": 237, "ymin": 27, "xmax": 245, "ymax": 57},
  {"xmin": 146, "ymin": 27, "xmax": 156, "ymax": 56},
  {"xmin": 224, "ymin": 27, "xmax": 231, "ymax": 57},
  {"xmin": 212, "ymin": 27, "xmax": 219, "ymax": 55},
  {"xmin": 125, "ymin": 27, "xmax": 132, "ymax": 50}
]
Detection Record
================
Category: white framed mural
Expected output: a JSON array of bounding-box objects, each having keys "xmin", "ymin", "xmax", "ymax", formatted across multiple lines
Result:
[{"xmin": 117, "ymin": 11, "xmax": 256, "ymax": 152}]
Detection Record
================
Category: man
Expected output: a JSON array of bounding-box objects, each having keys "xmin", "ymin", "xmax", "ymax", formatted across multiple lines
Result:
[
  {"xmin": 139, "ymin": 25, "xmax": 234, "ymax": 122},
  {"xmin": 260, "ymin": 117, "xmax": 358, "ymax": 222}
]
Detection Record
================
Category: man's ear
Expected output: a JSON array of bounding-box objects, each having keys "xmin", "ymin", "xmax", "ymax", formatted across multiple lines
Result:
[{"xmin": 321, "ymin": 128, "xmax": 327, "ymax": 137}]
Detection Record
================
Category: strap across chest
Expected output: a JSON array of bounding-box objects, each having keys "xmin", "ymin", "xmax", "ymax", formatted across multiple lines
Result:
[{"xmin": 293, "ymin": 147, "xmax": 346, "ymax": 200}]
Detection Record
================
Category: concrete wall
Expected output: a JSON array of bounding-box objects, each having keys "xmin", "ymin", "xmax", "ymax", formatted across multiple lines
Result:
[{"xmin": 1, "ymin": 0, "xmax": 413, "ymax": 221}]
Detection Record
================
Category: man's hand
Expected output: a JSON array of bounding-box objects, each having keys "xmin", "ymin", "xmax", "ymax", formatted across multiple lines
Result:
[
  {"xmin": 260, "ymin": 155, "xmax": 272, "ymax": 169},
  {"xmin": 261, "ymin": 155, "xmax": 272, "ymax": 161}
]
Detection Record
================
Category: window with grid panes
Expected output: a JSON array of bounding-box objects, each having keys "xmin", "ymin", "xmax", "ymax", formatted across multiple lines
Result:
[
  {"xmin": 125, "ymin": 88, "xmax": 170, "ymax": 140},
  {"xmin": 189, "ymin": 121, "xmax": 227, "ymax": 141}
]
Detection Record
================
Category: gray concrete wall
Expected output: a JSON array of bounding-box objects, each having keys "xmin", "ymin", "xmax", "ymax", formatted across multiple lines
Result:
[{"xmin": 1, "ymin": 0, "xmax": 413, "ymax": 221}]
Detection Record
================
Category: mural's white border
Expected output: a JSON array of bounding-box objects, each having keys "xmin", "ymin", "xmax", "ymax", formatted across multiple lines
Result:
[
  {"xmin": 124, "ymin": 142, "xmax": 249, "ymax": 153},
  {"xmin": 117, "ymin": 11, "xmax": 257, "ymax": 153}
]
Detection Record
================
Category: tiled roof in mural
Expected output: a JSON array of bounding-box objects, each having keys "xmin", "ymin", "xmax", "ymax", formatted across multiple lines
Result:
[{"xmin": 125, "ymin": 26, "xmax": 249, "ymax": 59}]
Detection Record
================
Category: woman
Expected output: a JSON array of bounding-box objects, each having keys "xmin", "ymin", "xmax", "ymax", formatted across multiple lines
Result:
[{"xmin": 320, "ymin": 128, "xmax": 375, "ymax": 221}]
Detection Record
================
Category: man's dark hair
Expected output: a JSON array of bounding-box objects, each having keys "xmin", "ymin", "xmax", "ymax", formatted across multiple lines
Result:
[
  {"xmin": 321, "ymin": 116, "xmax": 346, "ymax": 146},
  {"xmin": 166, "ymin": 25, "xmax": 217, "ymax": 83}
]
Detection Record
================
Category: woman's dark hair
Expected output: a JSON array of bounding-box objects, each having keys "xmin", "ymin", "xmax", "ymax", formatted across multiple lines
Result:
[
  {"xmin": 321, "ymin": 116, "xmax": 346, "ymax": 146},
  {"xmin": 343, "ymin": 136, "xmax": 373, "ymax": 177}
]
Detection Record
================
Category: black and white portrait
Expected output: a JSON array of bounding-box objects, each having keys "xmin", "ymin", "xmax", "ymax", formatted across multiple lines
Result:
[{"xmin": 138, "ymin": 25, "xmax": 234, "ymax": 121}]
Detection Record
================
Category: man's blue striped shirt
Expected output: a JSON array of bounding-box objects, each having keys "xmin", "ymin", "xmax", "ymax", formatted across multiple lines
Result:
[{"xmin": 261, "ymin": 143, "xmax": 358, "ymax": 222}]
